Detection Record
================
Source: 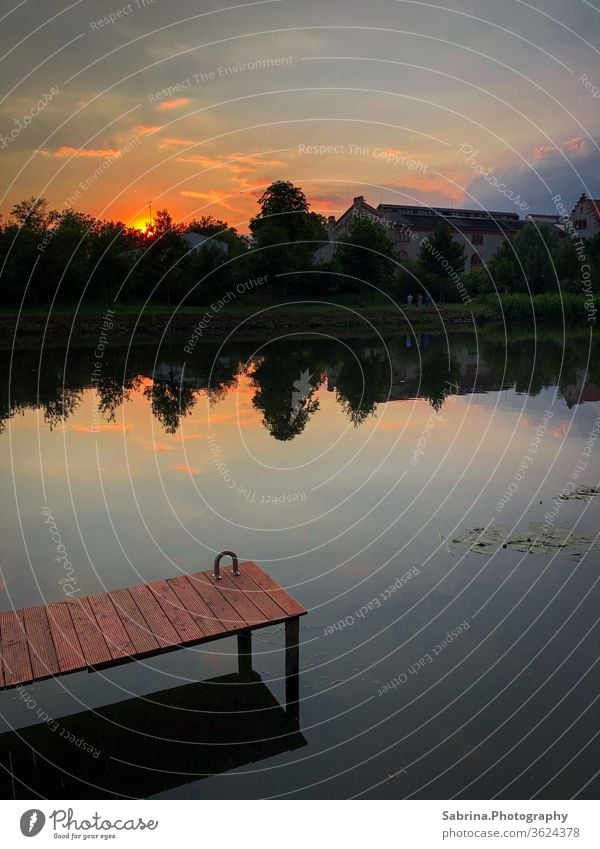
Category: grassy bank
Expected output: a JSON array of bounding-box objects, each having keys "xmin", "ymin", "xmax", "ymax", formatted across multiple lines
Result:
[{"xmin": 0, "ymin": 295, "xmax": 594, "ymax": 348}]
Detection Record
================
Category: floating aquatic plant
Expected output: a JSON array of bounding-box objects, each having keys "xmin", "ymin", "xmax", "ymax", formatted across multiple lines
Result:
[
  {"xmin": 449, "ymin": 523, "xmax": 600, "ymax": 556},
  {"xmin": 558, "ymin": 485, "xmax": 600, "ymax": 501}
]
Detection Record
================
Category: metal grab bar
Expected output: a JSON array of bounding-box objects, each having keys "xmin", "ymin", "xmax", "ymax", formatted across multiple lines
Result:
[{"xmin": 213, "ymin": 550, "xmax": 239, "ymax": 580}]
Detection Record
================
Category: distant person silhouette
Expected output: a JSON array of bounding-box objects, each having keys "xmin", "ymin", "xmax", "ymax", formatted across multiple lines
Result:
[
  {"xmin": 407, "ymin": 293, "xmax": 413, "ymax": 306},
  {"xmin": 417, "ymin": 293, "xmax": 423, "ymax": 306}
]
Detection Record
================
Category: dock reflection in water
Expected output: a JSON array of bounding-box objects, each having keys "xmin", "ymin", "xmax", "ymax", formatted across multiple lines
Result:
[{"xmin": 0, "ymin": 671, "xmax": 306, "ymax": 799}]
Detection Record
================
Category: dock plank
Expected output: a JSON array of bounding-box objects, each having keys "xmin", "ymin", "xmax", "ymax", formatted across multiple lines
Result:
[
  {"xmin": 148, "ymin": 580, "xmax": 204, "ymax": 643},
  {"xmin": 69, "ymin": 598, "xmax": 112, "ymax": 667},
  {"xmin": 128, "ymin": 584, "xmax": 180, "ymax": 648},
  {"xmin": 46, "ymin": 603, "xmax": 86, "ymax": 674},
  {"xmin": 214, "ymin": 571, "xmax": 271, "ymax": 626},
  {"xmin": 22, "ymin": 606, "xmax": 60, "ymax": 680},
  {"xmin": 0, "ymin": 611, "xmax": 33, "ymax": 687},
  {"xmin": 239, "ymin": 562, "xmax": 307, "ymax": 617},
  {"xmin": 222, "ymin": 568, "xmax": 289, "ymax": 621},
  {"xmin": 86, "ymin": 594, "xmax": 136, "ymax": 660},
  {"xmin": 109, "ymin": 588, "xmax": 160, "ymax": 655},
  {"xmin": 167, "ymin": 576, "xmax": 224, "ymax": 638},
  {"xmin": 187, "ymin": 572, "xmax": 247, "ymax": 630}
]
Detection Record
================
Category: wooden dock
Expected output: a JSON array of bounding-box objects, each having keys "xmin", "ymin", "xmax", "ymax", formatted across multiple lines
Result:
[{"xmin": 0, "ymin": 560, "xmax": 306, "ymax": 703}]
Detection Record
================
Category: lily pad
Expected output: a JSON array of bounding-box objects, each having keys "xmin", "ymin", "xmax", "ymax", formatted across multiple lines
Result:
[
  {"xmin": 450, "ymin": 523, "xmax": 600, "ymax": 556},
  {"xmin": 558, "ymin": 485, "xmax": 600, "ymax": 501}
]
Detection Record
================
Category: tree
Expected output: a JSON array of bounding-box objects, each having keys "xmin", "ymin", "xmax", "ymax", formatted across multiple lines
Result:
[
  {"xmin": 249, "ymin": 180, "xmax": 326, "ymax": 246},
  {"xmin": 552, "ymin": 237, "xmax": 579, "ymax": 290},
  {"xmin": 250, "ymin": 181, "xmax": 310, "ymax": 240},
  {"xmin": 152, "ymin": 208, "xmax": 180, "ymax": 237},
  {"xmin": 248, "ymin": 181, "xmax": 327, "ymax": 290},
  {"xmin": 418, "ymin": 222, "xmax": 466, "ymax": 302},
  {"xmin": 488, "ymin": 242, "xmax": 518, "ymax": 293},
  {"xmin": 494, "ymin": 223, "xmax": 559, "ymax": 294},
  {"xmin": 335, "ymin": 215, "xmax": 395, "ymax": 292},
  {"xmin": 137, "ymin": 209, "xmax": 189, "ymax": 304},
  {"xmin": 10, "ymin": 197, "xmax": 57, "ymax": 230}
]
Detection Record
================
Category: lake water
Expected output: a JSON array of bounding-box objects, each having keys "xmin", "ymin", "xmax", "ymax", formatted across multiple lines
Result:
[{"xmin": 1, "ymin": 328, "xmax": 599, "ymax": 798}]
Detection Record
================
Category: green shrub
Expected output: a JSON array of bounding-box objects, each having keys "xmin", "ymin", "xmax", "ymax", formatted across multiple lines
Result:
[{"xmin": 481, "ymin": 293, "xmax": 594, "ymax": 323}]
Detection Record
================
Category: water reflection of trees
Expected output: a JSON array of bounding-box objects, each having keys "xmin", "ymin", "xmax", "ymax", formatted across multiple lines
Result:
[
  {"xmin": 1, "ymin": 330, "xmax": 597, "ymax": 439},
  {"xmin": 335, "ymin": 344, "xmax": 391, "ymax": 426},
  {"xmin": 250, "ymin": 344, "xmax": 323, "ymax": 440}
]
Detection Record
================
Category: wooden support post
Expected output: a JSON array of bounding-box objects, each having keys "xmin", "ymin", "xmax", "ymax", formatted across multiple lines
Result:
[
  {"xmin": 285, "ymin": 617, "xmax": 300, "ymax": 723},
  {"xmin": 237, "ymin": 630, "xmax": 252, "ymax": 676}
]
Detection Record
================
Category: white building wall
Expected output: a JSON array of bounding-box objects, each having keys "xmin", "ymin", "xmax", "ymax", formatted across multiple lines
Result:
[
  {"xmin": 571, "ymin": 195, "xmax": 600, "ymax": 240},
  {"xmin": 390, "ymin": 229, "xmax": 510, "ymax": 268}
]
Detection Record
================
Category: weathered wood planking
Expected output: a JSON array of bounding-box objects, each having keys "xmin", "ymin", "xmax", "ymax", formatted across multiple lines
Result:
[{"xmin": 0, "ymin": 563, "xmax": 306, "ymax": 691}]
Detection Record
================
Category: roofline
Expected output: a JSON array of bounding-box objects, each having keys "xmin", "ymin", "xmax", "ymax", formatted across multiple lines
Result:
[{"xmin": 377, "ymin": 204, "xmax": 520, "ymax": 219}]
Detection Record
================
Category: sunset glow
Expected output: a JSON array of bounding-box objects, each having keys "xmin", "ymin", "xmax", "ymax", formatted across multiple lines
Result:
[{"xmin": 1, "ymin": 3, "xmax": 598, "ymax": 229}]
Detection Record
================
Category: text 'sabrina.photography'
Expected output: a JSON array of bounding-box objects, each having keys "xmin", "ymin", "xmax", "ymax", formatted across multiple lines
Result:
[{"xmin": 1, "ymin": 0, "xmax": 599, "ymax": 845}]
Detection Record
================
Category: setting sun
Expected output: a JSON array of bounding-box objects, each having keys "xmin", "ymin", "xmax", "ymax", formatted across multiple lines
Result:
[{"xmin": 129, "ymin": 217, "xmax": 153, "ymax": 234}]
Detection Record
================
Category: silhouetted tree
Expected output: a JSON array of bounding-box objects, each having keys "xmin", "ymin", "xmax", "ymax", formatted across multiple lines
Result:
[{"xmin": 335, "ymin": 215, "xmax": 395, "ymax": 293}]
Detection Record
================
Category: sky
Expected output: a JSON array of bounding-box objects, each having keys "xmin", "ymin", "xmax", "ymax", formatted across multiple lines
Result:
[{"xmin": 1, "ymin": 0, "xmax": 600, "ymax": 231}]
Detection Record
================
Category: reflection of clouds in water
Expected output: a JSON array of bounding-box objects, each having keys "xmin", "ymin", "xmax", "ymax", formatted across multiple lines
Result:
[
  {"xmin": 71, "ymin": 422, "xmax": 133, "ymax": 434},
  {"xmin": 171, "ymin": 463, "xmax": 202, "ymax": 475}
]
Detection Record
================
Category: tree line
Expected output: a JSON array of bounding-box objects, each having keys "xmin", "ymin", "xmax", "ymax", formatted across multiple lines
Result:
[{"xmin": 1, "ymin": 180, "xmax": 599, "ymax": 309}]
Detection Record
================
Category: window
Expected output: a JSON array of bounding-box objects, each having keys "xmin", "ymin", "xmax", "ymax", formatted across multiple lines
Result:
[
  {"xmin": 398, "ymin": 250, "xmax": 409, "ymax": 261},
  {"xmin": 394, "ymin": 228, "xmax": 411, "ymax": 242},
  {"xmin": 471, "ymin": 253, "xmax": 482, "ymax": 267},
  {"xmin": 471, "ymin": 233, "xmax": 483, "ymax": 245}
]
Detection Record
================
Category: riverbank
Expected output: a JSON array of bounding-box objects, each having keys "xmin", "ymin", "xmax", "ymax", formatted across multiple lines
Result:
[
  {"xmin": 1, "ymin": 294, "xmax": 594, "ymax": 348},
  {"xmin": 0, "ymin": 301, "xmax": 479, "ymax": 347}
]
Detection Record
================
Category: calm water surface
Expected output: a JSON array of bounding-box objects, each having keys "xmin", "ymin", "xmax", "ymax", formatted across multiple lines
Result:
[{"xmin": 1, "ymin": 329, "xmax": 599, "ymax": 798}]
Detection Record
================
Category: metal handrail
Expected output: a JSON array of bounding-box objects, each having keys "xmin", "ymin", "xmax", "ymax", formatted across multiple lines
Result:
[{"xmin": 213, "ymin": 550, "xmax": 239, "ymax": 580}]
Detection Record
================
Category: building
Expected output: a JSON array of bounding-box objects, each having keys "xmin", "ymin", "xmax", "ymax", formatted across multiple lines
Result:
[
  {"xmin": 316, "ymin": 196, "xmax": 527, "ymax": 268},
  {"xmin": 525, "ymin": 213, "xmax": 565, "ymax": 233},
  {"xmin": 182, "ymin": 231, "xmax": 229, "ymax": 254},
  {"xmin": 570, "ymin": 193, "xmax": 600, "ymax": 240}
]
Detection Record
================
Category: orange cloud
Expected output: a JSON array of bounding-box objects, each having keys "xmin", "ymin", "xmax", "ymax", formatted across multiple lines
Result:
[
  {"xmin": 562, "ymin": 136, "xmax": 586, "ymax": 155},
  {"xmin": 151, "ymin": 441, "xmax": 174, "ymax": 452},
  {"xmin": 133, "ymin": 124, "xmax": 163, "ymax": 135},
  {"xmin": 42, "ymin": 146, "xmax": 121, "ymax": 158},
  {"xmin": 160, "ymin": 137, "xmax": 196, "ymax": 147},
  {"xmin": 533, "ymin": 145, "xmax": 557, "ymax": 161},
  {"xmin": 157, "ymin": 98, "xmax": 190, "ymax": 111},
  {"xmin": 534, "ymin": 137, "xmax": 586, "ymax": 161},
  {"xmin": 180, "ymin": 190, "xmax": 244, "ymax": 214},
  {"xmin": 306, "ymin": 193, "xmax": 346, "ymax": 215},
  {"xmin": 176, "ymin": 152, "xmax": 285, "ymax": 174}
]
